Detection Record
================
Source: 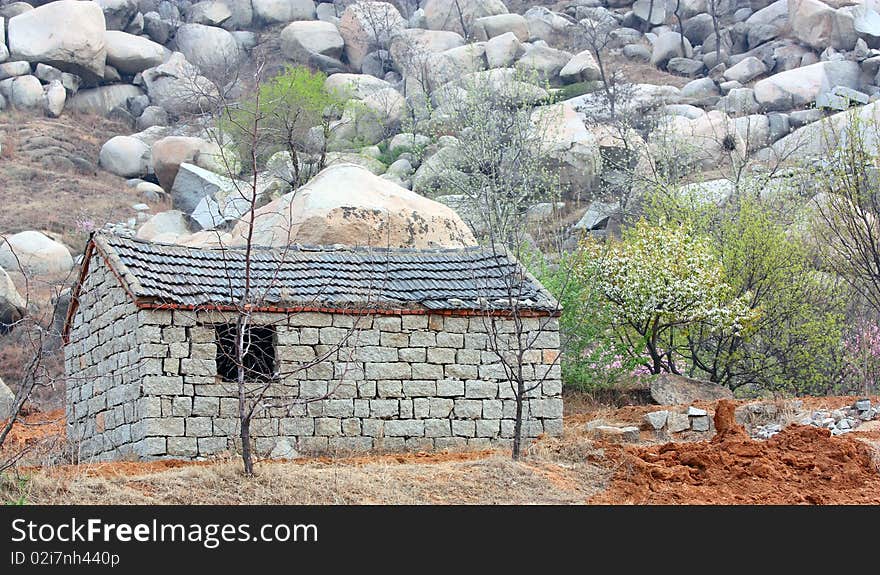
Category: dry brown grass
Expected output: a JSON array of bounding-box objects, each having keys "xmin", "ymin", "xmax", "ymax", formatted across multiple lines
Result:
[
  {"xmin": 0, "ymin": 110, "xmax": 139, "ymax": 252},
  {"xmin": 7, "ymin": 446, "xmax": 611, "ymax": 504}
]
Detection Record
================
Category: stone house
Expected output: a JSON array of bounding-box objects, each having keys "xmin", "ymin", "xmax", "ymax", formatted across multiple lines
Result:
[{"xmin": 63, "ymin": 233, "xmax": 563, "ymax": 461}]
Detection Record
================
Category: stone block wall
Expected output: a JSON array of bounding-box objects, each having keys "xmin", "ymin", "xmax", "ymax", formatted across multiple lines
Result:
[
  {"xmin": 66, "ymin": 262, "xmax": 563, "ymax": 461},
  {"xmin": 65, "ymin": 253, "xmax": 142, "ymax": 460}
]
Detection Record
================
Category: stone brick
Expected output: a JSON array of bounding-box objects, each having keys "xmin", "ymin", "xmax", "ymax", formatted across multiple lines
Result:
[
  {"xmin": 429, "ymin": 398, "xmax": 454, "ymax": 418},
  {"xmin": 139, "ymin": 437, "xmax": 167, "ymax": 456},
  {"xmin": 300, "ymin": 380, "xmax": 328, "ymax": 398},
  {"xmin": 428, "ymin": 315, "xmax": 444, "ymax": 331},
  {"xmin": 452, "ymin": 419, "xmax": 476, "ymax": 437},
  {"xmin": 185, "ymin": 417, "xmax": 213, "ymax": 437},
  {"xmin": 427, "ymin": 347, "xmax": 456, "ymax": 364},
  {"xmin": 542, "ymin": 379, "xmax": 562, "ymax": 396},
  {"xmin": 444, "ymin": 317, "xmax": 468, "ymax": 333},
  {"xmin": 341, "ymin": 418, "xmax": 361, "ymax": 436},
  {"xmin": 374, "ymin": 316, "xmax": 401, "ymax": 331},
  {"xmin": 376, "ymin": 380, "xmax": 403, "ymax": 398},
  {"xmin": 436, "ymin": 332, "xmax": 464, "ymax": 348},
  {"xmin": 298, "ymin": 327, "xmax": 320, "ymax": 344},
  {"xmin": 192, "ymin": 396, "xmax": 219, "ymax": 417},
  {"xmin": 353, "ymin": 399, "xmax": 370, "ymax": 418},
  {"xmin": 424, "ymin": 419, "xmax": 451, "ymax": 437},
  {"xmin": 378, "ymin": 437, "xmax": 406, "ymax": 451},
  {"xmin": 299, "ymin": 437, "xmax": 329, "ymax": 452},
  {"xmin": 330, "ymin": 436, "xmax": 373, "ymax": 451},
  {"xmin": 180, "ymin": 359, "xmax": 216, "ymax": 376},
  {"xmin": 167, "ymin": 436, "xmax": 198, "ymax": 456},
  {"xmin": 361, "ymin": 419, "xmax": 384, "ymax": 437},
  {"xmin": 412, "ymin": 362, "xmax": 443, "ymax": 379},
  {"xmin": 142, "ymin": 376, "xmax": 183, "ymax": 396},
  {"xmin": 436, "ymin": 379, "xmax": 465, "ymax": 397},
  {"xmin": 380, "ymin": 331, "xmax": 410, "ymax": 348},
  {"xmin": 454, "ymin": 399, "xmax": 483, "ymax": 419},
  {"xmin": 465, "ymin": 380, "xmax": 498, "ymax": 399},
  {"xmin": 161, "ymin": 326, "xmax": 186, "ymax": 343},
  {"xmin": 324, "ymin": 399, "xmax": 354, "ymax": 418},
  {"xmin": 145, "ymin": 417, "xmax": 184, "ymax": 437},
  {"xmin": 456, "ymin": 349, "xmax": 481, "ymax": 364},
  {"xmin": 408, "ymin": 331, "xmax": 436, "ymax": 347},
  {"xmin": 434, "ymin": 437, "xmax": 467, "ymax": 450},
  {"xmin": 365, "ymin": 362, "xmax": 411, "ymax": 379},
  {"xmin": 189, "ymin": 326, "xmax": 215, "ymax": 343},
  {"xmin": 446, "ymin": 363, "xmax": 478, "ymax": 379},
  {"xmin": 401, "ymin": 315, "xmax": 428, "ymax": 330},
  {"xmin": 413, "ymin": 397, "xmax": 430, "ymax": 418},
  {"xmin": 482, "ymin": 400, "xmax": 503, "ymax": 419},
  {"xmin": 398, "ymin": 347, "xmax": 426, "ymax": 362},
  {"xmin": 278, "ymin": 345, "xmax": 316, "ymax": 362},
  {"xmin": 198, "ymin": 436, "xmax": 228, "ymax": 455},
  {"xmin": 289, "ymin": 312, "xmax": 332, "ymax": 327},
  {"xmin": 171, "ymin": 396, "xmax": 192, "ymax": 417},
  {"xmin": 357, "ymin": 346, "xmax": 398, "ymax": 362},
  {"xmin": 384, "ymin": 419, "xmax": 424, "ymax": 437},
  {"xmin": 370, "ymin": 399, "xmax": 399, "ymax": 418},
  {"xmin": 402, "ymin": 380, "xmax": 436, "ymax": 397},
  {"xmin": 475, "ymin": 419, "xmax": 500, "ymax": 437},
  {"xmin": 319, "ymin": 326, "xmax": 348, "ymax": 344},
  {"xmin": 464, "ymin": 333, "xmax": 488, "ymax": 350},
  {"xmin": 281, "ymin": 417, "xmax": 315, "ymax": 436}
]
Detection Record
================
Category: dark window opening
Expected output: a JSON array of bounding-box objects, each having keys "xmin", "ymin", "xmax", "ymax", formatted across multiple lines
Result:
[{"xmin": 215, "ymin": 324, "xmax": 276, "ymax": 383}]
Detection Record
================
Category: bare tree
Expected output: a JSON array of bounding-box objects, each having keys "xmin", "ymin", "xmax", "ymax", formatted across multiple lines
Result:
[
  {"xmin": 0, "ymin": 237, "xmax": 73, "ymax": 474},
  {"xmin": 810, "ymin": 114, "xmax": 880, "ymax": 315}
]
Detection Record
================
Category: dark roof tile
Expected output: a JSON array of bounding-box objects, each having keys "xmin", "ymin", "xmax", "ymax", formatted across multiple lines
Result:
[{"xmin": 92, "ymin": 234, "xmax": 558, "ymax": 312}]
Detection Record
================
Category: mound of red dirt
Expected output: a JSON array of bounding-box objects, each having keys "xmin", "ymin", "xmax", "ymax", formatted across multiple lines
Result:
[{"xmin": 593, "ymin": 414, "xmax": 880, "ymax": 505}]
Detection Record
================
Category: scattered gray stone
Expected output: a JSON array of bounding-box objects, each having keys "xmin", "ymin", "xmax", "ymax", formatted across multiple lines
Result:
[
  {"xmin": 643, "ymin": 410, "xmax": 669, "ymax": 430},
  {"xmin": 854, "ymin": 399, "xmax": 872, "ymax": 411},
  {"xmin": 667, "ymin": 412, "xmax": 690, "ymax": 433},
  {"xmin": 687, "ymin": 406, "xmax": 708, "ymax": 417},
  {"xmin": 592, "ymin": 425, "xmax": 640, "ymax": 443},
  {"xmin": 690, "ymin": 415, "xmax": 711, "ymax": 432}
]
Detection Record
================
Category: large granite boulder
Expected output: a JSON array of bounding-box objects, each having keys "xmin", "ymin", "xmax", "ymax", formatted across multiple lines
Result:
[
  {"xmin": 66, "ymin": 84, "xmax": 143, "ymax": 116},
  {"xmin": 280, "ymin": 20, "xmax": 344, "ymax": 62},
  {"xmin": 228, "ymin": 163, "xmax": 477, "ymax": 249},
  {"xmin": 753, "ymin": 60, "xmax": 860, "ymax": 111},
  {"xmin": 173, "ymin": 23, "xmax": 242, "ymax": 79},
  {"xmin": 0, "ymin": 231, "xmax": 73, "ymax": 276},
  {"xmin": 104, "ymin": 30, "xmax": 166, "ymax": 75},
  {"xmin": 338, "ymin": 1, "xmax": 404, "ymax": 73},
  {"xmin": 99, "ymin": 135, "xmax": 151, "ymax": 178},
  {"xmin": 531, "ymin": 102, "xmax": 602, "ymax": 196},
  {"xmin": 423, "ymin": 0, "xmax": 508, "ymax": 37},
  {"xmin": 7, "ymin": 0, "xmax": 107, "ymax": 82},
  {"xmin": 252, "ymin": 0, "xmax": 315, "ymax": 24},
  {"xmin": 151, "ymin": 135, "xmax": 224, "ymax": 191},
  {"xmin": 140, "ymin": 52, "xmax": 217, "ymax": 116},
  {"xmin": 0, "ymin": 267, "xmax": 26, "ymax": 329}
]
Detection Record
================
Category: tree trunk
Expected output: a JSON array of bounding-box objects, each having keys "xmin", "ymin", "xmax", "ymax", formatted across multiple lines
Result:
[{"xmin": 512, "ymin": 379, "xmax": 524, "ymax": 460}]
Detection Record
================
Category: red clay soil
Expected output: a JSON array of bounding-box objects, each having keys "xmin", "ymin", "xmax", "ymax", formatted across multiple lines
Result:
[
  {"xmin": 592, "ymin": 400, "xmax": 880, "ymax": 505},
  {"xmin": 0, "ymin": 409, "xmax": 64, "ymax": 454}
]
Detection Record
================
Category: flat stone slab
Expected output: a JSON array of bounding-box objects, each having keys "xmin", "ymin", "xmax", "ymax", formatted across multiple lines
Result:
[
  {"xmin": 591, "ymin": 425, "xmax": 640, "ymax": 443},
  {"xmin": 650, "ymin": 373, "xmax": 733, "ymax": 405}
]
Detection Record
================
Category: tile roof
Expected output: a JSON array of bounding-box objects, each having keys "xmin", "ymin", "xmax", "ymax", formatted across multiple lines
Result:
[{"xmin": 90, "ymin": 233, "xmax": 559, "ymax": 313}]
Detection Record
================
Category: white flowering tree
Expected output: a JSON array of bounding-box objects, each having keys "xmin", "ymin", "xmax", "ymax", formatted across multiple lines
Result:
[{"xmin": 577, "ymin": 220, "xmax": 758, "ymax": 375}]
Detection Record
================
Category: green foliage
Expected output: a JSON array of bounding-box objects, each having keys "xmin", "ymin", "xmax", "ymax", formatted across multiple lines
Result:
[
  {"xmin": 576, "ymin": 219, "xmax": 757, "ymax": 376},
  {"xmin": 551, "ymin": 81, "xmax": 603, "ymax": 102},
  {"xmin": 529, "ymin": 251, "xmax": 634, "ymax": 391},
  {"xmin": 221, "ymin": 65, "xmax": 345, "ymax": 179},
  {"xmin": 640, "ymin": 181, "xmax": 849, "ymax": 394}
]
